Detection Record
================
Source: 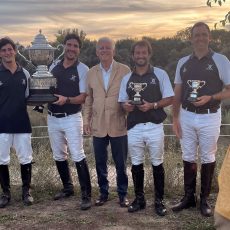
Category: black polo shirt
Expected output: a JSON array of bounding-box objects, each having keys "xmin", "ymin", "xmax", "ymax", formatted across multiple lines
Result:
[
  {"xmin": 126, "ymin": 66, "xmax": 167, "ymax": 129},
  {"xmin": 48, "ymin": 60, "xmax": 81, "ymax": 114},
  {"xmin": 0, "ymin": 64, "xmax": 31, "ymax": 133},
  {"xmin": 179, "ymin": 51, "xmax": 223, "ymax": 110}
]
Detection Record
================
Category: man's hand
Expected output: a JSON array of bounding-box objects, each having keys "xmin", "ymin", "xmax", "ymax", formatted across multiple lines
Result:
[
  {"xmin": 192, "ymin": 95, "xmax": 212, "ymax": 107},
  {"xmin": 84, "ymin": 124, "xmax": 91, "ymax": 136},
  {"xmin": 122, "ymin": 101, "xmax": 135, "ymax": 112},
  {"xmin": 53, "ymin": 94, "xmax": 68, "ymax": 106},
  {"xmin": 137, "ymin": 99, "xmax": 153, "ymax": 112},
  {"xmin": 173, "ymin": 118, "xmax": 182, "ymax": 139}
]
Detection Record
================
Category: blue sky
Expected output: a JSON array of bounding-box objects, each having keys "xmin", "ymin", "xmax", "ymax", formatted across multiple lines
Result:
[{"xmin": 0, "ymin": 0, "xmax": 229, "ymax": 45}]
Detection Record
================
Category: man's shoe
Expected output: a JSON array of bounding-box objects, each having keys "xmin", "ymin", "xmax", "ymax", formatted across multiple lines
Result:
[
  {"xmin": 155, "ymin": 198, "xmax": 167, "ymax": 216},
  {"xmin": 54, "ymin": 189, "xmax": 74, "ymax": 200},
  {"xmin": 22, "ymin": 192, "xmax": 34, "ymax": 206},
  {"xmin": 95, "ymin": 195, "xmax": 108, "ymax": 206},
  {"xmin": 128, "ymin": 197, "xmax": 146, "ymax": 213},
  {"xmin": 0, "ymin": 194, "xmax": 10, "ymax": 208},
  {"xmin": 119, "ymin": 196, "xmax": 129, "ymax": 208},
  {"xmin": 81, "ymin": 197, "xmax": 91, "ymax": 210},
  {"xmin": 172, "ymin": 195, "xmax": 196, "ymax": 212}
]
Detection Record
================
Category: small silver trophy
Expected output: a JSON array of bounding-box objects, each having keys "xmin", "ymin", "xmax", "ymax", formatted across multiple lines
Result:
[
  {"xmin": 128, "ymin": 82, "xmax": 147, "ymax": 105},
  {"xmin": 187, "ymin": 80, "xmax": 206, "ymax": 102},
  {"xmin": 20, "ymin": 30, "xmax": 64, "ymax": 105}
]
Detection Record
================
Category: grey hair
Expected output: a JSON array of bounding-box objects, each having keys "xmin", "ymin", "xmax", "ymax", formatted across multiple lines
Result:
[{"xmin": 96, "ymin": 37, "xmax": 115, "ymax": 50}]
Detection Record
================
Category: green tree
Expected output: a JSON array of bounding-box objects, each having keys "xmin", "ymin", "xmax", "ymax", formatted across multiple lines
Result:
[{"xmin": 207, "ymin": 0, "xmax": 230, "ymax": 27}]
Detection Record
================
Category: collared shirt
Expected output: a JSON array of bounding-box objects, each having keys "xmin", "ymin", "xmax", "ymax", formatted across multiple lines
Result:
[
  {"xmin": 174, "ymin": 50, "xmax": 230, "ymax": 110},
  {"xmin": 0, "ymin": 63, "xmax": 31, "ymax": 133},
  {"xmin": 99, "ymin": 61, "xmax": 113, "ymax": 91}
]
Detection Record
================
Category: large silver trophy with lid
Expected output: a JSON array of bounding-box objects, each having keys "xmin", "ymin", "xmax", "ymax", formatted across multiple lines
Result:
[{"xmin": 23, "ymin": 30, "xmax": 63, "ymax": 105}]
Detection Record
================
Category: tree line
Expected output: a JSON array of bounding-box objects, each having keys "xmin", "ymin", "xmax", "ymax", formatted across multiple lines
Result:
[{"xmin": 15, "ymin": 27, "xmax": 230, "ymax": 84}]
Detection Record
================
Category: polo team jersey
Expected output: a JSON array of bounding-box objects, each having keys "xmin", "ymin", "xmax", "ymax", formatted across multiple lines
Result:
[
  {"xmin": 0, "ymin": 64, "xmax": 31, "ymax": 133},
  {"xmin": 48, "ymin": 60, "xmax": 88, "ymax": 114},
  {"xmin": 175, "ymin": 51, "xmax": 230, "ymax": 110}
]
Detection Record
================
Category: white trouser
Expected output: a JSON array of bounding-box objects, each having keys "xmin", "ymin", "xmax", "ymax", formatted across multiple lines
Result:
[
  {"xmin": 47, "ymin": 112, "xmax": 85, "ymax": 162},
  {"xmin": 128, "ymin": 122, "xmax": 164, "ymax": 166},
  {"xmin": 179, "ymin": 108, "xmax": 221, "ymax": 164},
  {"xmin": 0, "ymin": 133, "xmax": 33, "ymax": 165}
]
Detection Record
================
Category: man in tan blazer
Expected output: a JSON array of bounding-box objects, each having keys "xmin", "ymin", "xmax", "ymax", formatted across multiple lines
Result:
[{"xmin": 84, "ymin": 37, "xmax": 130, "ymax": 207}]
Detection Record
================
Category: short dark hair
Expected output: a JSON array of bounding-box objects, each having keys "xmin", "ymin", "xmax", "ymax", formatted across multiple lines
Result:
[
  {"xmin": 191, "ymin": 22, "xmax": 211, "ymax": 37},
  {"xmin": 131, "ymin": 40, "xmax": 152, "ymax": 56},
  {"xmin": 0, "ymin": 37, "xmax": 16, "ymax": 50},
  {"xmin": 63, "ymin": 33, "xmax": 82, "ymax": 48}
]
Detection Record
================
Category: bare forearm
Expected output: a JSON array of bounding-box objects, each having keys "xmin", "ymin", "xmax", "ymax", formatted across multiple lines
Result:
[
  {"xmin": 67, "ymin": 93, "xmax": 87, "ymax": 105},
  {"xmin": 212, "ymin": 85, "xmax": 230, "ymax": 101},
  {"xmin": 157, "ymin": 96, "xmax": 173, "ymax": 109}
]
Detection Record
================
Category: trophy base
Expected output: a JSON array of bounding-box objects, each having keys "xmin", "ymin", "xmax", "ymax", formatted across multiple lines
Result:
[
  {"xmin": 27, "ymin": 94, "xmax": 58, "ymax": 106},
  {"xmin": 187, "ymin": 97, "xmax": 198, "ymax": 102},
  {"xmin": 129, "ymin": 100, "xmax": 143, "ymax": 105}
]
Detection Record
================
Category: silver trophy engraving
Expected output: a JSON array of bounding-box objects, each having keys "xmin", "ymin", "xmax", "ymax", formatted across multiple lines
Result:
[
  {"xmin": 20, "ymin": 30, "xmax": 64, "ymax": 105},
  {"xmin": 187, "ymin": 80, "xmax": 206, "ymax": 102},
  {"xmin": 128, "ymin": 82, "xmax": 147, "ymax": 105}
]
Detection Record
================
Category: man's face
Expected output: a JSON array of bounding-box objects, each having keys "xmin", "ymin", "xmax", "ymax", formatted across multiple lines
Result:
[
  {"xmin": 96, "ymin": 40, "xmax": 114, "ymax": 63},
  {"xmin": 0, "ymin": 43, "xmax": 16, "ymax": 64},
  {"xmin": 132, "ymin": 45, "xmax": 150, "ymax": 67},
  {"xmin": 64, "ymin": 39, "xmax": 80, "ymax": 61},
  {"xmin": 191, "ymin": 25, "xmax": 211, "ymax": 51}
]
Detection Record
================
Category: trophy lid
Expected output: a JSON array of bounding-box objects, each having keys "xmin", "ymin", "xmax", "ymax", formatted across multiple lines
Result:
[{"xmin": 28, "ymin": 30, "xmax": 55, "ymax": 50}]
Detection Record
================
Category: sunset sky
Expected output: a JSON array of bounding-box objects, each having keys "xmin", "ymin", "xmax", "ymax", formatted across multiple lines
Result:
[{"xmin": 0, "ymin": 0, "xmax": 229, "ymax": 46}]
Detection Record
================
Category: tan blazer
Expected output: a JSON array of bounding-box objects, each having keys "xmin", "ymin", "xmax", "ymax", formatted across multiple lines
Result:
[{"xmin": 83, "ymin": 61, "xmax": 130, "ymax": 137}]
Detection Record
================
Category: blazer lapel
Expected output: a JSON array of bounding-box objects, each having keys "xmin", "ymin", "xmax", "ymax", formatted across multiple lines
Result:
[
  {"xmin": 96, "ymin": 65, "xmax": 106, "ymax": 93},
  {"xmin": 107, "ymin": 61, "xmax": 117, "ymax": 91}
]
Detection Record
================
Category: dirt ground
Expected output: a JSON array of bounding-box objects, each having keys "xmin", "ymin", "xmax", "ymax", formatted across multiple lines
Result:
[{"xmin": 0, "ymin": 192, "xmax": 216, "ymax": 230}]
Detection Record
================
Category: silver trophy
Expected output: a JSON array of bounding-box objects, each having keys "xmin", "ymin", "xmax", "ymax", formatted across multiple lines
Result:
[
  {"xmin": 20, "ymin": 30, "xmax": 64, "ymax": 105},
  {"xmin": 128, "ymin": 82, "xmax": 147, "ymax": 105},
  {"xmin": 187, "ymin": 80, "xmax": 206, "ymax": 102}
]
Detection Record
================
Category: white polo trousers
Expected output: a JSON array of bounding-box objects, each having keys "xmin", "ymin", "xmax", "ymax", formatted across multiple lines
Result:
[
  {"xmin": 47, "ymin": 112, "xmax": 85, "ymax": 162},
  {"xmin": 179, "ymin": 108, "xmax": 221, "ymax": 164},
  {"xmin": 0, "ymin": 133, "xmax": 33, "ymax": 165},
  {"xmin": 128, "ymin": 122, "xmax": 164, "ymax": 166}
]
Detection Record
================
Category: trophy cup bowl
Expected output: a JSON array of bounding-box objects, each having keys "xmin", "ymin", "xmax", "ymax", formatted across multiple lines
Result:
[
  {"xmin": 187, "ymin": 80, "xmax": 206, "ymax": 102},
  {"xmin": 26, "ymin": 30, "xmax": 58, "ymax": 105},
  {"xmin": 128, "ymin": 82, "xmax": 147, "ymax": 105}
]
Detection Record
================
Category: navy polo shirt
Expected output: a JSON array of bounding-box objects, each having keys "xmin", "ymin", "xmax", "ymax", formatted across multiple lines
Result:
[
  {"xmin": 119, "ymin": 65, "xmax": 174, "ymax": 130},
  {"xmin": 0, "ymin": 64, "xmax": 31, "ymax": 133},
  {"xmin": 48, "ymin": 60, "xmax": 87, "ymax": 114},
  {"xmin": 175, "ymin": 50, "xmax": 230, "ymax": 110}
]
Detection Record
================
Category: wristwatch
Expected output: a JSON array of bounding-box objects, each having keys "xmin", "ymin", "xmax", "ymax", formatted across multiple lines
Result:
[
  {"xmin": 66, "ymin": 97, "xmax": 71, "ymax": 104},
  {"xmin": 153, "ymin": 102, "xmax": 158, "ymax": 109}
]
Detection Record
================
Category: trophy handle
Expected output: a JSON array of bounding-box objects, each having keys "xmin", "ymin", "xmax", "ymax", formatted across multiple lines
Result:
[
  {"xmin": 187, "ymin": 80, "xmax": 193, "ymax": 87},
  {"xmin": 142, "ymin": 83, "xmax": 147, "ymax": 90},
  {"xmin": 128, "ymin": 82, "xmax": 135, "ymax": 90},
  {"xmin": 199, "ymin": 81, "xmax": 206, "ymax": 88},
  {"xmin": 53, "ymin": 44, "xmax": 64, "ymax": 65},
  {"xmin": 17, "ymin": 46, "xmax": 36, "ymax": 72}
]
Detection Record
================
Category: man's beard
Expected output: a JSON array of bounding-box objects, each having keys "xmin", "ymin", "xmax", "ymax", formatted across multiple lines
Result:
[{"xmin": 135, "ymin": 59, "xmax": 148, "ymax": 67}]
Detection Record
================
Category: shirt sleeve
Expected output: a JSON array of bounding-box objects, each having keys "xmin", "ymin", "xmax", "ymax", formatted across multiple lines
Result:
[
  {"xmin": 78, "ymin": 63, "xmax": 89, "ymax": 93},
  {"xmin": 213, "ymin": 53, "xmax": 230, "ymax": 85},
  {"xmin": 118, "ymin": 73, "xmax": 132, "ymax": 102},
  {"xmin": 174, "ymin": 56, "xmax": 190, "ymax": 85},
  {"xmin": 154, "ymin": 67, "xmax": 174, "ymax": 98}
]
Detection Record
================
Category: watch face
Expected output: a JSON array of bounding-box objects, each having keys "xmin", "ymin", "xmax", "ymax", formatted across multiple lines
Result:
[{"xmin": 154, "ymin": 102, "xmax": 158, "ymax": 109}]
